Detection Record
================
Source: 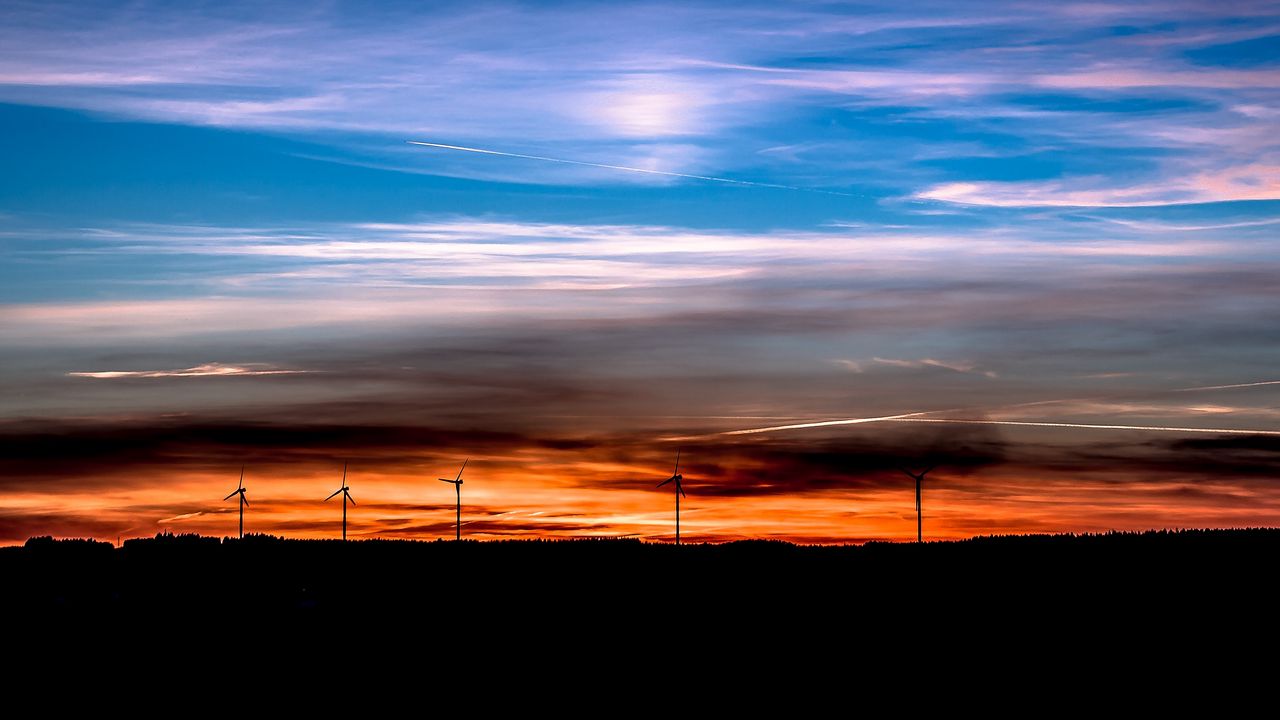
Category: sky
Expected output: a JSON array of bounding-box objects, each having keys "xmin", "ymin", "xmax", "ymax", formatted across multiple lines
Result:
[{"xmin": 2, "ymin": 0, "xmax": 1279, "ymax": 544}]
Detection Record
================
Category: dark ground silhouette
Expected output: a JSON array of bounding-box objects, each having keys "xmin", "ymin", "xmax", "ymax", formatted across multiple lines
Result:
[
  {"xmin": 8, "ymin": 532, "xmax": 1280, "ymax": 677},
  {"xmin": 5, "ymin": 529, "xmax": 1276, "ymax": 630}
]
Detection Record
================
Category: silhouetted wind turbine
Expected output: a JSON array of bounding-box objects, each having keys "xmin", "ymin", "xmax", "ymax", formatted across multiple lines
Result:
[
  {"xmin": 900, "ymin": 465, "xmax": 934, "ymax": 543},
  {"xmin": 656, "ymin": 451, "xmax": 687, "ymax": 545},
  {"xmin": 325, "ymin": 463, "xmax": 356, "ymax": 541},
  {"xmin": 223, "ymin": 466, "xmax": 249, "ymax": 539},
  {"xmin": 438, "ymin": 459, "xmax": 468, "ymax": 541}
]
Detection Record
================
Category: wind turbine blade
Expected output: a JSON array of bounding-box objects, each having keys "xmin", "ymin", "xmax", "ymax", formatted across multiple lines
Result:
[
  {"xmin": 223, "ymin": 490, "xmax": 239, "ymax": 501},
  {"xmin": 325, "ymin": 488, "xmax": 343, "ymax": 501},
  {"xmin": 656, "ymin": 477, "xmax": 674, "ymax": 488},
  {"xmin": 900, "ymin": 467, "xmax": 918, "ymax": 480},
  {"xmin": 439, "ymin": 478, "xmax": 457, "ymax": 484},
  {"xmin": 342, "ymin": 462, "xmax": 347, "ymax": 485},
  {"xmin": 346, "ymin": 492, "xmax": 356, "ymax": 506},
  {"xmin": 921, "ymin": 465, "xmax": 936, "ymax": 476},
  {"xmin": 242, "ymin": 495, "xmax": 250, "ymax": 507},
  {"xmin": 239, "ymin": 466, "xmax": 244, "ymax": 491},
  {"xmin": 677, "ymin": 480, "xmax": 687, "ymax": 498},
  {"xmin": 456, "ymin": 458, "xmax": 469, "ymax": 481},
  {"xmin": 674, "ymin": 450, "xmax": 681, "ymax": 476}
]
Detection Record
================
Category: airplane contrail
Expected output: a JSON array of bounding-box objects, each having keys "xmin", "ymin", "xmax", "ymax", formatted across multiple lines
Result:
[
  {"xmin": 407, "ymin": 140, "xmax": 856, "ymax": 196},
  {"xmin": 885, "ymin": 417, "xmax": 1280, "ymax": 436},
  {"xmin": 709, "ymin": 412, "xmax": 1280, "ymax": 437},
  {"xmin": 718, "ymin": 412, "xmax": 933, "ymax": 436},
  {"xmin": 1175, "ymin": 380, "xmax": 1280, "ymax": 392},
  {"xmin": 702, "ymin": 376, "xmax": 1280, "ymax": 439}
]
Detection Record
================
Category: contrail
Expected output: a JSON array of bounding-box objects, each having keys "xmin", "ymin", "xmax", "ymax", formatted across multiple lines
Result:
[
  {"xmin": 884, "ymin": 417, "xmax": 1280, "ymax": 436},
  {"xmin": 1175, "ymin": 380, "xmax": 1280, "ymax": 392},
  {"xmin": 709, "ymin": 412, "xmax": 1280, "ymax": 438},
  {"xmin": 719, "ymin": 412, "xmax": 932, "ymax": 436},
  {"xmin": 407, "ymin": 140, "xmax": 855, "ymax": 196},
  {"xmin": 68, "ymin": 363, "xmax": 312, "ymax": 379},
  {"xmin": 703, "ymin": 376, "xmax": 1280, "ymax": 439}
]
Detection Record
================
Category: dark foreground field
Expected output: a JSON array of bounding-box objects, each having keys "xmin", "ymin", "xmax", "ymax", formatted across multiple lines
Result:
[
  {"xmin": 6, "ymin": 530, "xmax": 1274, "ymax": 685},
  {"xmin": 5, "ymin": 529, "xmax": 1275, "ymax": 625}
]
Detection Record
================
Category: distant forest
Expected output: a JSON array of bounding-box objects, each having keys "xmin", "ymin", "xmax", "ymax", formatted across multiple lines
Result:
[{"xmin": 4, "ymin": 529, "xmax": 1275, "ymax": 623}]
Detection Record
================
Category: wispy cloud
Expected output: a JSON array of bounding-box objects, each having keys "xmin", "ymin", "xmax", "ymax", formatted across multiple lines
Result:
[
  {"xmin": 917, "ymin": 167, "xmax": 1280, "ymax": 207},
  {"xmin": 872, "ymin": 357, "xmax": 997, "ymax": 377},
  {"xmin": 406, "ymin": 140, "xmax": 854, "ymax": 195},
  {"xmin": 3, "ymin": 1, "xmax": 1278, "ymax": 200},
  {"xmin": 830, "ymin": 359, "xmax": 863, "ymax": 373},
  {"xmin": 157, "ymin": 510, "xmax": 210, "ymax": 523},
  {"xmin": 2, "ymin": 215, "xmax": 1273, "ymax": 353},
  {"xmin": 1036, "ymin": 68, "xmax": 1280, "ymax": 90},
  {"xmin": 1078, "ymin": 216, "xmax": 1280, "ymax": 232}
]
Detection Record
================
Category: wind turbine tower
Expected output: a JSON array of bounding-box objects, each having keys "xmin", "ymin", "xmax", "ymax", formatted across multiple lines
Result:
[
  {"xmin": 656, "ymin": 451, "xmax": 687, "ymax": 545},
  {"xmin": 900, "ymin": 465, "xmax": 935, "ymax": 543},
  {"xmin": 223, "ymin": 466, "xmax": 249, "ymax": 539},
  {"xmin": 438, "ymin": 459, "xmax": 468, "ymax": 541},
  {"xmin": 325, "ymin": 463, "xmax": 356, "ymax": 540}
]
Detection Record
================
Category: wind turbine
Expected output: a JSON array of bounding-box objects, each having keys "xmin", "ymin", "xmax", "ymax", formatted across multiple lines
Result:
[
  {"xmin": 438, "ymin": 459, "xmax": 468, "ymax": 541},
  {"xmin": 223, "ymin": 466, "xmax": 249, "ymax": 539},
  {"xmin": 900, "ymin": 465, "xmax": 935, "ymax": 543},
  {"xmin": 325, "ymin": 463, "xmax": 356, "ymax": 541},
  {"xmin": 656, "ymin": 451, "xmax": 687, "ymax": 545}
]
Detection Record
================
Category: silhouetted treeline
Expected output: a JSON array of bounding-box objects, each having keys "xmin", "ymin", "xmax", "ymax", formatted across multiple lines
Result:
[{"xmin": 5, "ymin": 527, "xmax": 1279, "ymax": 628}]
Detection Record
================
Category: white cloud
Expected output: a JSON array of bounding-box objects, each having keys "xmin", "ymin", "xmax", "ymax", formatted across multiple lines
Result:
[
  {"xmin": 917, "ymin": 162, "xmax": 1280, "ymax": 208},
  {"xmin": 1036, "ymin": 68, "xmax": 1280, "ymax": 90},
  {"xmin": 873, "ymin": 357, "xmax": 997, "ymax": 378},
  {"xmin": 1079, "ymin": 216, "xmax": 1280, "ymax": 232},
  {"xmin": 157, "ymin": 511, "xmax": 208, "ymax": 523},
  {"xmin": 830, "ymin": 359, "xmax": 864, "ymax": 373},
  {"xmin": 576, "ymin": 76, "xmax": 716, "ymax": 137}
]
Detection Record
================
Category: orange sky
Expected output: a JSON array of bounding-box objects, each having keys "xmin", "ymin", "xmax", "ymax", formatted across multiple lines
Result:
[{"xmin": 6, "ymin": 430, "xmax": 1279, "ymax": 545}]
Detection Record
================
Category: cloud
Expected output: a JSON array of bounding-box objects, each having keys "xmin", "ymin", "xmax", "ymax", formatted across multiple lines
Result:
[
  {"xmin": 0, "ymin": 510, "xmax": 134, "ymax": 544},
  {"xmin": 621, "ymin": 423, "xmax": 1010, "ymax": 497},
  {"xmin": 157, "ymin": 510, "xmax": 211, "ymax": 523},
  {"xmin": 68, "ymin": 363, "xmax": 312, "ymax": 379},
  {"xmin": 574, "ymin": 75, "xmax": 718, "ymax": 138},
  {"xmin": 0, "ymin": 418, "xmax": 565, "ymax": 487},
  {"xmin": 0, "ymin": 71, "xmax": 174, "ymax": 85},
  {"xmin": 1078, "ymin": 216, "xmax": 1280, "ymax": 232},
  {"xmin": 830, "ymin": 359, "xmax": 863, "ymax": 373},
  {"xmin": 3, "ymin": 1, "xmax": 1279, "ymax": 198},
  {"xmin": 917, "ymin": 164, "xmax": 1280, "ymax": 207},
  {"xmin": 1035, "ymin": 68, "xmax": 1280, "ymax": 90},
  {"xmin": 751, "ymin": 66, "xmax": 997, "ymax": 97},
  {"xmin": 406, "ymin": 141, "xmax": 845, "ymax": 194},
  {"xmin": 872, "ymin": 357, "xmax": 997, "ymax": 377},
  {"xmin": 3, "ymin": 407, "xmax": 1279, "ymax": 543}
]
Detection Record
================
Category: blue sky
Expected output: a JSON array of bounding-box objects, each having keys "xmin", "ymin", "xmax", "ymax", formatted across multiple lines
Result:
[{"xmin": 2, "ymin": 1, "xmax": 1279, "ymax": 542}]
